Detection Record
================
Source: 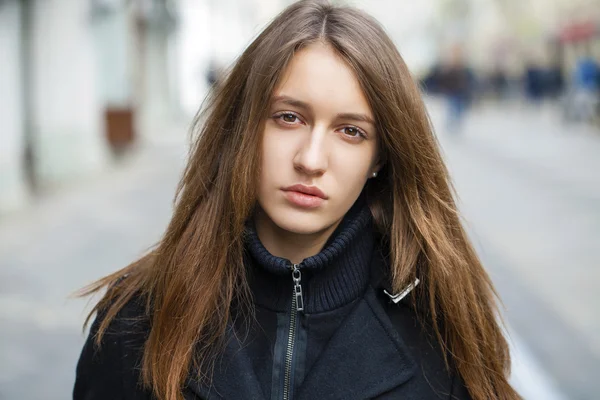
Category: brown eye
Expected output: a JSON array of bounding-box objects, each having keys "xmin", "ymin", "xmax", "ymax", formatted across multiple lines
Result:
[
  {"xmin": 345, "ymin": 127, "xmax": 359, "ymax": 136},
  {"xmin": 343, "ymin": 127, "xmax": 365, "ymax": 138},
  {"xmin": 282, "ymin": 113, "xmax": 298, "ymax": 123}
]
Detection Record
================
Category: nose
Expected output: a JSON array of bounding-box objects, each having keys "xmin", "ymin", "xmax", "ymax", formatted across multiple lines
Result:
[{"xmin": 293, "ymin": 126, "xmax": 328, "ymax": 176}]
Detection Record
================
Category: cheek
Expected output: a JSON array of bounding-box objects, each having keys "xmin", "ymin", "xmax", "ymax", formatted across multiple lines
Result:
[
  {"xmin": 260, "ymin": 128, "xmax": 293, "ymax": 183},
  {"xmin": 331, "ymin": 146, "xmax": 377, "ymax": 186}
]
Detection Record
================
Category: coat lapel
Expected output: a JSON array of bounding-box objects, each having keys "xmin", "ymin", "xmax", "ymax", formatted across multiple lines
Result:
[{"xmin": 297, "ymin": 286, "xmax": 417, "ymax": 400}]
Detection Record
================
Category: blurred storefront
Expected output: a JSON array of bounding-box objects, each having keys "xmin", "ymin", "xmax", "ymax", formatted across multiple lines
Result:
[
  {"xmin": 91, "ymin": 0, "xmax": 179, "ymax": 149},
  {"xmin": 0, "ymin": 0, "xmax": 181, "ymax": 215}
]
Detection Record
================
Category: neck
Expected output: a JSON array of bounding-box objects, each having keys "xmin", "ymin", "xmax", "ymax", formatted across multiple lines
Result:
[
  {"xmin": 245, "ymin": 202, "xmax": 375, "ymax": 313},
  {"xmin": 253, "ymin": 209, "xmax": 342, "ymax": 264}
]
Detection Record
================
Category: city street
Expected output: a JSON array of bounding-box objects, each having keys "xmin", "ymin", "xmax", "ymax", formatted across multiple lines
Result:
[
  {"xmin": 1, "ymin": 101, "xmax": 599, "ymax": 399},
  {"xmin": 429, "ymin": 97, "xmax": 600, "ymax": 400}
]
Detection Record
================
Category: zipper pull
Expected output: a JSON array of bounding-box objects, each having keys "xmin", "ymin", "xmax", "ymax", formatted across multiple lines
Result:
[{"xmin": 291, "ymin": 263, "xmax": 304, "ymax": 312}]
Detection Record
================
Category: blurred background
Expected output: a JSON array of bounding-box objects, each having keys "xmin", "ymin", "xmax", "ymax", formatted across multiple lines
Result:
[{"xmin": 0, "ymin": 0, "xmax": 599, "ymax": 399}]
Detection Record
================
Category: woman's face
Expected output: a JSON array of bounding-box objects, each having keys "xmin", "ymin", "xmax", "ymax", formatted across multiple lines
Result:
[{"xmin": 257, "ymin": 42, "xmax": 380, "ymax": 236}]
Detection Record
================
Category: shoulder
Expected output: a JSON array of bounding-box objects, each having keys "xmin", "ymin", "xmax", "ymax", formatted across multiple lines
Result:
[
  {"xmin": 370, "ymin": 250, "xmax": 471, "ymax": 398},
  {"xmin": 73, "ymin": 292, "xmax": 152, "ymax": 400},
  {"xmin": 377, "ymin": 290, "xmax": 471, "ymax": 399},
  {"xmin": 101, "ymin": 293, "xmax": 151, "ymax": 356},
  {"xmin": 92, "ymin": 291, "xmax": 151, "ymax": 353}
]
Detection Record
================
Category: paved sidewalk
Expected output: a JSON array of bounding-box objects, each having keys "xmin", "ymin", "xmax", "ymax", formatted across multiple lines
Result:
[
  {"xmin": 447, "ymin": 99, "xmax": 600, "ymax": 200},
  {"xmin": 428, "ymin": 97, "xmax": 599, "ymax": 399},
  {"xmin": 0, "ymin": 143, "xmax": 188, "ymax": 400}
]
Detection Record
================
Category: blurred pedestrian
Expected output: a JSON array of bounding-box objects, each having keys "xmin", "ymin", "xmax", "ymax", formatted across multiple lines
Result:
[
  {"xmin": 568, "ymin": 56, "xmax": 599, "ymax": 122},
  {"xmin": 490, "ymin": 66, "xmax": 509, "ymax": 100},
  {"xmin": 438, "ymin": 48, "xmax": 474, "ymax": 133},
  {"xmin": 546, "ymin": 62, "xmax": 565, "ymax": 100},
  {"xmin": 206, "ymin": 60, "xmax": 224, "ymax": 89},
  {"xmin": 421, "ymin": 63, "xmax": 443, "ymax": 94},
  {"xmin": 73, "ymin": 2, "xmax": 520, "ymax": 400},
  {"xmin": 523, "ymin": 62, "xmax": 545, "ymax": 104}
]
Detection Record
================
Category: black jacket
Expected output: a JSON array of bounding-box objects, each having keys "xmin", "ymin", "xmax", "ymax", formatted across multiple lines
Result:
[{"xmin": 74, "ymin": 204, "xmax": 472, "ymax": 400}]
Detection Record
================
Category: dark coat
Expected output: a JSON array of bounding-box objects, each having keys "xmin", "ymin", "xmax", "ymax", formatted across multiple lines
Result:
[{"xmin": 74, "ymin": 260, "xmax": 472, "ymax": 400}]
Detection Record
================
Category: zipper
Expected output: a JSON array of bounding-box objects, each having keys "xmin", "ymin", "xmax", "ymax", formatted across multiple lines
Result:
[{"xmin": 283, "ymin": 263, "xmax": 304, "ymax": 400}]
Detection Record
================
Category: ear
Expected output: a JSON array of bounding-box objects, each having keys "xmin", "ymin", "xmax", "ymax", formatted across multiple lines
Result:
[
  {"xmin": 372, "ymin": 156, "xmax": 385, "ymax": 177},
  {"xmin": 371, "ymin": 142, "xmax": 387, "ymax": 178}
]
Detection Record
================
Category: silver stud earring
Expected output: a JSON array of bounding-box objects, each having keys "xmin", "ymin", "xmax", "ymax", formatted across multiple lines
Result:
[{"xmin": 372, "ymin": 171, "xmax": 378, "ymax": 178}]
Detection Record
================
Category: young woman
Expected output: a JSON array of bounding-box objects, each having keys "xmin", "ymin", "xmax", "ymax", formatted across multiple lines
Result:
[{"xmin": 74, "ymin": 1, "xmax": 520, "ymax": 399}]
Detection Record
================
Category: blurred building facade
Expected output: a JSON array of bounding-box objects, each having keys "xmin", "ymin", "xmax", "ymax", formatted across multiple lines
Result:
[
  {"xmin": 0, "ymin": 0, "xmax": 297, "ymax": 216},
  {"xmin": 1, "ymin": 0, "xmax": 29, "ymax": 214},
  {"xmin": 433, "ymin": 0, "xmax": 600, "ymax": 77},
  {"xmin": 0, "ymin": 0, "xmax": 180, "ymax": 215}
]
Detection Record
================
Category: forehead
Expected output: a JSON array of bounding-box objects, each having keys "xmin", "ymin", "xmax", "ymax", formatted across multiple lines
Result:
[{"xmin": 273, "ymin": 42, "xmax": 373, "ymax": 118}]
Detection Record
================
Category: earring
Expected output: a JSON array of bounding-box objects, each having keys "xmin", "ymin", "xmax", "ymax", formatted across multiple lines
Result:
[{"xmin": 372, "ymin": 171, "xmax": 378, "ymax": 178}]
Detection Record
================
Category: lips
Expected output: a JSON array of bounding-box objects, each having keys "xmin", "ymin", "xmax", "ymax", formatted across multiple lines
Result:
[
  {"xmin": 281, "ymin": 184, "xmax": 327, "ymax": 208},
  {"xmin": 282, "ymin": 184, "xmax": 327, "ymax": 199}
]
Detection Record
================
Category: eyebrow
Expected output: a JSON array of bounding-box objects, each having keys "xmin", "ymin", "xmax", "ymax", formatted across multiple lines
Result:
[
  {"xmin": 337, "ymin": 112, "xmax": 375, "ymax": 125},
  {"xmin": 272, "ymin": 95, "xmax": 375, "ymax": 125}
]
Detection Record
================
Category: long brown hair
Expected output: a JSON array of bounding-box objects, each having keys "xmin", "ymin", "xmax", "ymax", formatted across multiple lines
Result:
[{"xmin": 80, "ymin": 1, "xmax": 519, "ymax": 399}]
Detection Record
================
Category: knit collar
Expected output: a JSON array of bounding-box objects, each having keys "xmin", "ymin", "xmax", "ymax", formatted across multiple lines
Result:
[{"xmin": 244, "ymin": 197, "xmax": 375, "ymax": 313}]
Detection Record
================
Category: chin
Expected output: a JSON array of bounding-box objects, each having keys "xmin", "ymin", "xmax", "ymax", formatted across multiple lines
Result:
[{"xmin": 270, "ymin": 210, "xmax": 332, "ymax": 236}]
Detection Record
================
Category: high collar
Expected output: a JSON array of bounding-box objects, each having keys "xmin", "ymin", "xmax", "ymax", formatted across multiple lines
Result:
[{"xmin": 244, "ymin": 198, "xmax": 375, "ymax": 313}]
